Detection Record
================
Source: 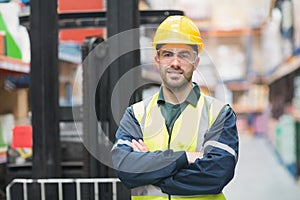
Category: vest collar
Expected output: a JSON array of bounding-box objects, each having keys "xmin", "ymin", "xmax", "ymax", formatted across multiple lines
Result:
[{"xmin": 157, "ymin": 82, "xmax": 200, "ymax": 107}]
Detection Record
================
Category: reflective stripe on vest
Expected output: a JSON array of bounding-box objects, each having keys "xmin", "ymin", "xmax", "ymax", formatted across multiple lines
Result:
[
  {"xmin": 131, "ymin": 185, "xmax": 226, "ymax": 200},
  {"xmin": 132, "ymin": 193, "xmax": 226, "ymax": 200},
  {"xmin": 131, "ymin": 92, "xmax": 227, "ymax": 200}
]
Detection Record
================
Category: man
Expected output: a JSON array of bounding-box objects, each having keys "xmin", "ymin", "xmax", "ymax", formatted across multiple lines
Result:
[{"xmin": 112, "ymin": 15, "xmax": 239, "ymax": 200}]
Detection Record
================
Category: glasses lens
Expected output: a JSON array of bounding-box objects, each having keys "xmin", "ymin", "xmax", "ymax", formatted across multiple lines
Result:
[{"xmin": 158, "ymin": 49, "xmax": 197, "ymax": 64}]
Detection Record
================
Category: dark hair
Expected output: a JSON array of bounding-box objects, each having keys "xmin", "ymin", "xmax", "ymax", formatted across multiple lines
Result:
[{"xmin": 156, "ymin": 44, "xmax": 198, "ymax": 53}]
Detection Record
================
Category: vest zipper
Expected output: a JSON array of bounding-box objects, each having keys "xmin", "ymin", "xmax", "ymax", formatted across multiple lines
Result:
[
  {"xmin": 166, "ymin": 120, "xmax": 172, "ymax": 150},
  {"xmin": 167, "ymin": 133, "xmax": 171, "ymax": 149},
  {"xmin": 167, "ymin": 122, "xmax": 172, "ymax": 200}
]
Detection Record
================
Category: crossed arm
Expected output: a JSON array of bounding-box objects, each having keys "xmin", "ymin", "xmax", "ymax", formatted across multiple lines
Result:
[
  {"xmin": 112, "ymin": 106, "xmax": 239, "ymax": 195},
  {"xmin": 132, "ymin": 139, "xmax": 202, "ymax": 164}
]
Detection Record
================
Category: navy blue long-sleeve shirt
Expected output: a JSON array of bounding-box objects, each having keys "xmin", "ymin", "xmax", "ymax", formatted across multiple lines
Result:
[{"xmin": 111, "ymin": 90, "xmax": 239, "ymax": 196}]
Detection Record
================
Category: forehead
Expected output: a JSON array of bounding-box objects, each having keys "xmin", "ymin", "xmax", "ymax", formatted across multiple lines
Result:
[{"xmin": 159, "ymin": 44, "xmax": 194, "ymax": 51}]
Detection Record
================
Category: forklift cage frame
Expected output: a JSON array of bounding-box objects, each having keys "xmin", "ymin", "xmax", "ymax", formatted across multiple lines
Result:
[{"xmin": 6, "ymin": 178, "xmax": 120, "ymax": 200}]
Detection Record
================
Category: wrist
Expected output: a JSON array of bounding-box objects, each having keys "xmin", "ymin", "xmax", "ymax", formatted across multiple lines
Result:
[{"xmin": 186, "ymin": 152, "xmax": 203, "ymax": 164}]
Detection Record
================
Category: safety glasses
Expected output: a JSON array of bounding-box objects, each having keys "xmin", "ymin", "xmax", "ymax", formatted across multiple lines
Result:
[{"xmin": 157, "ymin": 49, "xmax": 198, "ymax": 65}]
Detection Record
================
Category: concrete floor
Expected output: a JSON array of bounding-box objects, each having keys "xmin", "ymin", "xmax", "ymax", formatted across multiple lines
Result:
[{"xmin": 223, "ymin": 134, "xmax": 300, "ymax": 200}]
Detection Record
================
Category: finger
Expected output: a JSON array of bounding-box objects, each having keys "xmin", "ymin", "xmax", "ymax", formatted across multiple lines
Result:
[
  {"xmin": 132, "ymin": 139, "xmax": 143, "ymax": 151},
  {"xmin": 138, "ymin": 139, "xmax": 145, "ymax": 145},
  {"xmin": 138, "ymin": 139, "xmax": 149, "ymax": 152},
  {"xmin": 131, "ymin": 141, "xmax": 139, "ymax": 151}
]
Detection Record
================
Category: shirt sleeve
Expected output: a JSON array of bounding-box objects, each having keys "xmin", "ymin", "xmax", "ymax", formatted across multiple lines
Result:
[
  {"xmin": 155, "ymin": 107, "xmax": 239, "ymax": 195},
  {"xmin": 111, "ymin": 107, "xmax": 189, "ymax": 189}
]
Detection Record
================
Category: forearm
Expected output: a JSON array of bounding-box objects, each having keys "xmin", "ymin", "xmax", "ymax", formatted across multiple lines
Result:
[
  {"xmin": 155, "ymin": 150, "xmax": 236, "ymax": 195},
  {"xmin": 156, "ymin": 107, "xmax": 239, "ymax": 195},
  {"xmin": 112, "ymin": 145, "xmax": 187, "ymax": 188},
  {"xmin": 111, "ymin": 107, "xmax": 188, "ymax": 188}
]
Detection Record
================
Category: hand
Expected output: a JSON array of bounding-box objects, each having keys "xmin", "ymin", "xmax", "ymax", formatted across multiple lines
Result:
[
  {"xmin": 131, "ymin": 139, "xmax": 149, "ymax": 152},
  {"xmin": 186, "ymin": 152, "xmax": 203, "ymax": 164}
]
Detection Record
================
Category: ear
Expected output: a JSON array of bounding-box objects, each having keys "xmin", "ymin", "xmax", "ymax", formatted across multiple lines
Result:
[
  {"xmin": 193, "ymin": 57, "xmax": 200, "ymax": 70},
  {"xmin": 154, "ymin": 55, "xmax": 160, "ymax": 69}
]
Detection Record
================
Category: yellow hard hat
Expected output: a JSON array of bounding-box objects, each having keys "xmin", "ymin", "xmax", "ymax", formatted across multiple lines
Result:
[{"xmin": 152, "ymin": 15, "xmax": 204, "ymax": 53}]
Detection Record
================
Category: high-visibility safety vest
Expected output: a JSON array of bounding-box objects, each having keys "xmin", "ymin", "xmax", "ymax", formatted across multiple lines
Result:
[{"xmin": 131, "ymin": 92, "xmax": 227, "ymax": 200}]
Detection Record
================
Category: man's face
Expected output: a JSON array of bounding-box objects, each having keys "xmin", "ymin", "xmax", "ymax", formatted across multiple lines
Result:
[{"xmin": 154, "ymin": 44, "xmax": 199, "ymax": 90}]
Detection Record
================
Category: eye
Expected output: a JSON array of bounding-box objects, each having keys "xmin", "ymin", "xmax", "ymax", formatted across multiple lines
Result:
[
  {"xmin": 160, "ymin": 51, "xmax": 174, "ymax": 58},
  {"xmin": 178, "ymin": 51, "xmax": 192, "ymax": 59}
]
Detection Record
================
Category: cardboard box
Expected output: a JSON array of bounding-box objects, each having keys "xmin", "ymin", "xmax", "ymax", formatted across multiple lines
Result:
[
  {"xmin": 59, "ymin": 60, "xmax": 80, "ymax": 106},
  {"xmin": 0, "ymin": 88, "xmax": 29, "ymax": 120},
  {"xmin": 0, "ymin": 31, "xmax": 6, "ymax": 56},
  {"xmin": 0, "ymin": 31, "xmax": 6, "ymax": 55}
]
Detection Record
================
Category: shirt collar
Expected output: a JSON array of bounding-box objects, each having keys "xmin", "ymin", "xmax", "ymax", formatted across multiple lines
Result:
[{"xmin": 157, "ymin": 82, "xmax": 200, "ymax": 107}]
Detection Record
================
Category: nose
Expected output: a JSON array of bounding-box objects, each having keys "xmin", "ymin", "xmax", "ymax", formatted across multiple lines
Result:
[{"xmin": 170, "ymin": 55, "xmax": 180, "ymax": 67}]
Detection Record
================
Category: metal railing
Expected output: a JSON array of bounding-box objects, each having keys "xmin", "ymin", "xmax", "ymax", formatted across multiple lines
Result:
[{"xmin": 6, "ymin": 178, "xmax": 121, "ymax": 200}]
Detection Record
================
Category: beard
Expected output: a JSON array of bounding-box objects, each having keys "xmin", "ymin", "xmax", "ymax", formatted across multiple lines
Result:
[{"xmin": 160, "ymin": 66, "xmax": 193, "ymax": 92}]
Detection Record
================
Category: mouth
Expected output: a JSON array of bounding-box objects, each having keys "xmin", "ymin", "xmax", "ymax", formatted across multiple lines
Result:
[
  {"xmin": 167, "ymin": 70, "xmax": 182, "ymax": 75},
  {"xmin": 167, "ymin": 70, "xmax": 182, "ymax": 78}
]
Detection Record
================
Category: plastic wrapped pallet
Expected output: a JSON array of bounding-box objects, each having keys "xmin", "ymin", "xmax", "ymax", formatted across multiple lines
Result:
[
  {"xmin": 275, "ymin": 113, "xmax": 297, "ymax": 176},
  {"xmin": 293, "ymin": 0, "xmax": 300, "ymax": 55}
]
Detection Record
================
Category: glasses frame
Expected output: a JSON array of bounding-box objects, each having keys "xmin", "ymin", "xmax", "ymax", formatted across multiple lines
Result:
[{"xmin": 156, "ymin": 48, "xmax": 198, "ymax": 65}]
